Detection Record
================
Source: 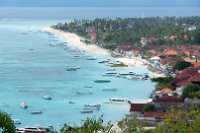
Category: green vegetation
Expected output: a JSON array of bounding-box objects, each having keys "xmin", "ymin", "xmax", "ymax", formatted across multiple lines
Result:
[
  {"xmin": 173, "ymin": 61, "xmax": 191, "ymax": 71},
  {"xmin": 151, "ymin": 77, "xmax": 175, "ymax": 90},
  {"xmin": 182, "ymin": 84, "xmax": 200, "ymax": 99},
  {"xmin": 53, "ymin": 17, "xmax": 200, "ymax": 50},
  {"xmin": 0, "ymin": 110, "xmax": 15, "ymax": 133},
  {"xmin": 154, "ymin": 106, "xmax": 200, "ymax": 133},
  {"xmin": 143, "ymin": 104, "xmax": 156, "ymax": 112},
  {"xmin": 60, "ymin": 115, "xmax": 112, "ymax": 133}
]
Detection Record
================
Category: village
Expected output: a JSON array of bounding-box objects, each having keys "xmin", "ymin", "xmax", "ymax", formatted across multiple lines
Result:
[{"xmin": 62, "ymin": 21, "xmax": 200, "ymax": 128}]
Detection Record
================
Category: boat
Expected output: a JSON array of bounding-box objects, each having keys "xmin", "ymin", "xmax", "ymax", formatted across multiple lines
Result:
[
  {"xmin": 119, "ymin": 72, "xmax": 135, "ymax": 76},
  {"xmin": 20, "ymin": 102, "xmax": 28, "ymax": 109},
  {"xmin": 31, "ymin": 111, "xmax": 42, "ymax": 114},
  {"xmin": 94, "ymin": 79, "xmax": 111, "ymax": 83},
  {"xmin": 35, "ymin": 125, "xmax": 54, "ymax": 132},
  {"xmin": 12, "ymin": 119, "xmax": 21, "ymax": 125},
  {"xmin": 86, "ymin": 57, "xmax": 97, "ymax": 60},
  {"xmin": 83, "ymin": 86, "xmax": 92, "ymax": 88},
  {"xmin": 69, "ymin": 101, "xmax": 75, "ymax": 104},
  {"xmin": 16, "ymin": 127, "xmax": 47, "ymax": 133},
  {"xmin": 66, "ymin": 66, "xmax": 80, "ymax": 71},
  {"xmin": 84, "ymin": 103, "xmax": 101, "ymax": 108},
  {"xmin": 109, "ymin": 97, "xmax": 128, "ymax": 103},
  {"xmin": 43, "ymin": 95, "xmax": 52, "ymax": 100},
  {"xmin": 102, "ymin": 88, "xmax": 117, "ymax": 91},
  {"xmin": 107, "ymin": 68, "xmax": 115, "ymax": 71},
  {"xmin": 76, "ymin": 91, "xmax": 93, "ymax": 95},
  {"xmin": 80, "ymin": 109, "xmax": 93, "ymax": 113},
  {"xmin": 102, "ymin": 72, "xmax": 118, "ymax": 76}
]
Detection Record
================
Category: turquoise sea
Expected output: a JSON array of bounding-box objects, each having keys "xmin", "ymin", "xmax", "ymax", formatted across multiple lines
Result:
[{"xmin": 0, "ymin": 20, "xmax": 155, "ymax": 130}]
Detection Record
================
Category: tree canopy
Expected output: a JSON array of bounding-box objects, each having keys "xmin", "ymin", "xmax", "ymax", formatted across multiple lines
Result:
[
  {"xmin": 0, "ymin": 110, "xmax": 15, "ymax": 133},
  {"xmin": 182, "ymin": 84, "xmax": 200, "ymax": 99}
]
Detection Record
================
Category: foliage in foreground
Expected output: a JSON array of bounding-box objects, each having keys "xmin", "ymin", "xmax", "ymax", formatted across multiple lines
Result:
[
  {"xmin": 0, "ymin": 110, "xmax": 15, "ymax": 133},
  {"xmin": 60, "ymin": 115, "xmax": 113, "ymax": 133},
  {"xmin": 154, "ymin": 105, "xmax": 200, "ymax": 133}
]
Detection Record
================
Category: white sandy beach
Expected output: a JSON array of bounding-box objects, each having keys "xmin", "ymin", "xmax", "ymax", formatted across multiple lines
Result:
[
  {"xmin": 42, "ymin": 27, "xmax": 165, "ymax": 78},
  {"xmin": 42, "ymin": 27, "xmax": 110, "ymax": 55}
]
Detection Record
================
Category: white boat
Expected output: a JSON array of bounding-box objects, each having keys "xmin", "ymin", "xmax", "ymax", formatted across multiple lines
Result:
[
  {"xmin": 20, "ymin": 102, "xmax": 28, "ymax": 109},
  {"xmin": 43, "ymin": 95, "xmax": 52, "ymax": 100},
  {"xmin": 109, "ymin": 97, "xmax": 128, "ymax": 103},
  {"xmin": 102, "ymin": 88, "xmax": 117, "ymax": 91},
  {"xmin": 31, "ymin": 111, "xmax": 42, "ymax": 114},
  {"xmin": 12, "ymin": 119, "xmax": 21, "ymax": 125},
  {"xmin": 86, "ymin": 57, "xmax": 97, "ymax": 60},
  {"xmin": 94, "ymin": 79, "xmax": 111, "ymax": 83},
  {"xmin": 80, "ymin": 109, "xmax": 93, "ymax": 113},
  {"xmin": 16, "ymin": 127, "xmax": 47, "ymax": 133},
  {"xmin": 84, "ymin": 103, "xmax": 101, "ymax": 108}
]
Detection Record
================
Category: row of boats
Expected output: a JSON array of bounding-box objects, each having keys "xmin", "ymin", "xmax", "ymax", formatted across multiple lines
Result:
[{"xmin": 80, "ymin": 97, "xmax": 128, "ymax": 113}]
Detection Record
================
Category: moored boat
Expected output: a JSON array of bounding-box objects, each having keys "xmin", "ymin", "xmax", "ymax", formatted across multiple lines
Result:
[
  {"xmin": 16, "ymin": 127, "xmax": 47, "ymax": 133},
  {"xmin": 20, "ymin": 102, "xmax": 28, "ymax": 109},
  {"xmin": 31, "ymin": 111, "xmax": 42, "ymax": 115},
  {"xmin": 86, "ymin": 57, "xmax": 97, "ymax": 60},
  {"xmin": 66, "ymin": 66, "xmax": 80, "ymax": 71},
  {"xmin": 94, "ymin": 79, "xmax": 111, "ymax": 83},
  {"xmin": 80, "ymin": 109, "xmax": 93, "ymax": 113},
  {"xmin": 43, "ymin": 95, "xmax": 52, "ymax": 100},
  {"xmin": 109, "ymin": 97, "xmax": 128, "ymax": 103},
  {"xmin": 12, "ymin": 119, "xmax": 21, "ymax": 125},
  {"xmin": 102, "ymin": 88, "xmax": 117, "ymax": 91},
  {"xmin": 84, "ymin": 103, "xmax": 101, "ymax": 108}
]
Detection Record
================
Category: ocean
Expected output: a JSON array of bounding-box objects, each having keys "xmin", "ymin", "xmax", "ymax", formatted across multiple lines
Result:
[{"xmin": 0, "ymin": 20, "xmax": 155, "ymax": 130}]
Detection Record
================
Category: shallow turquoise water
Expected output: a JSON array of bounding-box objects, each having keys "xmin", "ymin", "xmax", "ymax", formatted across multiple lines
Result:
[{"xmin": 0, "ymin": 20, "xmax": 155, "ymax": 130}]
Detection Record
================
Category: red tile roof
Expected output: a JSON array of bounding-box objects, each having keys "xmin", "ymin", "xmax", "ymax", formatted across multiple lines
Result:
[
  {"xmin": 130, "ymin": 103, "xmax": 147, "ymax": 112},
  {"xmin": 165, "ymin": 50, "xmax": 177, "ymax": 56},
  {"xmin": 189, "ymin": 75, "xmax": 200, "ymax": 83},
  {"xmin": 153, "ymin": 96, "xmax": 183, "ymax": 103},
  {"xmin": 87, "ymin": 32, "xmax": 96, "ymax": 37},
  {"xmin": 160, "ymin": 88, "xmax": 173, "ymax": 93},
  {"xmin": 143, "ymin": 112, "xmax": 166, "ymax": 119}
]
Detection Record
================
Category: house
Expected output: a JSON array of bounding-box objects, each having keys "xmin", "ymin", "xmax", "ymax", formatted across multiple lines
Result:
[
  {"xmin": 160, "ymin": 88, "xmax": 173, "ymax": 95},
  {"xmin": 130, "ymin": 103, "xmax": 147, "ymax": 112},
  {"xmin": 143, "ymin": 112, "xmax": 166, "ymax": 119},
  {"xmin": 140, "ymin": 37, "xmax": 157, "ymax": 46},
  {"xmin": 116, "ymin": 45, "xmax": 140, "ymax": 57},
  {"xmin": 164, "ymin": 50, "xmax": 177, "ymax": 57},
  {"xmin": 152, "ymin": 96, "xmax": 183, "ymax": 112},
  {"xmin": 85, "ymin": 27, "xmax": 96, "ymax": 33},
  {"xmin": 171, "ymin": 67, "xmax": 200, "ymax": 87}
]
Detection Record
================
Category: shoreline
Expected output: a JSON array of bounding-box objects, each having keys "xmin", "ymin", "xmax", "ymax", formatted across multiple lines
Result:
[{"xmin": 42, "ymin": 27, "xmax": 166, "ymax": 78}]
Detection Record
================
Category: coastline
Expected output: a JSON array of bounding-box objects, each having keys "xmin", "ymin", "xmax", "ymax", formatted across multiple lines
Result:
[{"xmin": 42, "ymin": 27, "xmax": 165, "ymax": 78}]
